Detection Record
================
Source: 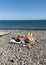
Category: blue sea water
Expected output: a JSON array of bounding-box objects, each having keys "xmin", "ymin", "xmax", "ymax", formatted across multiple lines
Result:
[{"xmin": 0, "ymin": 20, "xmax": 46, "ymax": 29}]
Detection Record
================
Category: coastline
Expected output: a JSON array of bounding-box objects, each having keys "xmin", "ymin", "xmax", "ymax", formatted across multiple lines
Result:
[{"xmin": 0, "ymin": 30, "xmax": 46, "ymax": 65}]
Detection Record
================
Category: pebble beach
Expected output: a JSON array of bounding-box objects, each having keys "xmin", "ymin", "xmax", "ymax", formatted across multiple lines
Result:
[{"xmin": 0, "ymin": 30, "xmax": 46, "ymax": 65}]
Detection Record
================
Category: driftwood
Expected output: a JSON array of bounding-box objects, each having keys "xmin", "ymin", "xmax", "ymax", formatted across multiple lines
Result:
[{"xmin": 0, "ymin": 31, "xmax": 10, "ymax": 36}]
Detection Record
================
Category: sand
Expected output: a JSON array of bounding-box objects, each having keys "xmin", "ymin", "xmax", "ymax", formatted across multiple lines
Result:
[{"xmin": 0, "ymin": 30, "xmax": 46, "ymax": 65}]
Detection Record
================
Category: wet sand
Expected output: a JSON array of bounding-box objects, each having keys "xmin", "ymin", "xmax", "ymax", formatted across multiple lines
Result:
[{"xmin": 0, "ymin": 30, "xmax": 46, "ymax": 65}]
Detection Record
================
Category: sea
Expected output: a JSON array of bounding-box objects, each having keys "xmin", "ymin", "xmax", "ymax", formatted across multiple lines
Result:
[{"xmin": 0, "ymin": 20, "xmax": 46, "ymax": 29}]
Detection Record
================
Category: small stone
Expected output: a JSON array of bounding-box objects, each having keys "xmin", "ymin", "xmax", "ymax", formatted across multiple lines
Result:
[
  {"xmin": 0, "ymin": 52, "xmax": 2, "ymax": 56},
  {"xmin": 35, "ymin": 39, "xmax": 39, "ymax": 43},
  {"xmin": 21, "ymin": 40, "xmax": 25, "ymax": 45},
  {"xmin": 40, "ymin": 51, "xmax": 43, "ymax": 55},
  {"xmin": 26, "ymin": 44, "xmax": 31, "ymax": 49},
  {"xmin": 4, "ymin": 63, "xmax": 7, "ymax": 65},
  {"xmin": 22, "ymin": 44, "xmax": 26, "ymax": 47},
  {"xmin": 33, "ymin": 63, "xmax": 37, "ymax": 65},
  {"xmin": 18, "ymin": 49, "xmax": 20, "ymax": 51},
  {"xmin": 27, "ymin": 46, "xmax": 30, "ymax": 49},
  {"xmin": 8, "ymin": 59, "xmax": 14, "ymax": 62},
  {"xmin": 37, "ymin": 61, "xmax": 40, "ymax": 65},
  {"xmin": 44, "ymin": 59, "xmax": 46, "ymax": 62}
]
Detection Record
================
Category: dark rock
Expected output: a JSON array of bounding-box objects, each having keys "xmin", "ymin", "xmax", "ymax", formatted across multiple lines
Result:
[
  {"xmin": 27, "ymin": 46, "xmax": 30, "ymax": 49},
  {"xmin": 8, "ymin": 59, "xmax": 14, "ymax": 62}
]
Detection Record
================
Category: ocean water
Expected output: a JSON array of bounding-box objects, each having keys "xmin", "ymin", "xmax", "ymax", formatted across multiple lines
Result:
[{"xmin": 0, "ymin": 20, "xmax": 46, "ymax": 29}]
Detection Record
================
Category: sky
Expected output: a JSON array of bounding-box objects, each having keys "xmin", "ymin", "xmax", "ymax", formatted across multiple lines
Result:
[{"xmin": 0, "ymin": 0, "xmax": 46, "ymax": 20}]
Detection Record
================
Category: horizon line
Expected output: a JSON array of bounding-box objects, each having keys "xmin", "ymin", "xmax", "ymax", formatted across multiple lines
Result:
[{"xmin": 0, "ymin": 19, "xmax": 46, "ymax": 20}]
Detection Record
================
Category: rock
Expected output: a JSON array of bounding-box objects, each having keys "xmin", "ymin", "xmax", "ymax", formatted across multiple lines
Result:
[
  {"xmin": 27, "ymin": 46, "xmax": 30, "ymax": 49},
  {"xmin": 44, "ymin": 59, "xmax": 46, "ymax": 62},
  {"xmin": 35, "ymin": 39, "xmax": 39, "ymax": 43},
  {"xmin": 8, "ymin": 59, "xmax": 14, "ymax": 62}
]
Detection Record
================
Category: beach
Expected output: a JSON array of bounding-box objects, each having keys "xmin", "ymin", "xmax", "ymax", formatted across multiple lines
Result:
[{"xmin": 0, "ymin": 30, "xmax": 46, "ymax": 65}]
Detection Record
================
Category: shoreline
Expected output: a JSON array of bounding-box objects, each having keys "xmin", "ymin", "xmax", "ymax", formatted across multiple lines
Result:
[{"xmin": 0, "ymin": 29, "xmax": 46, "ymax": 30}]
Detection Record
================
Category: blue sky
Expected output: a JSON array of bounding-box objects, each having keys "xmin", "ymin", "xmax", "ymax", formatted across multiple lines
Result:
[{"xmin": 0, "ymin": 0, "xmax": 46, "ymax": 20}]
